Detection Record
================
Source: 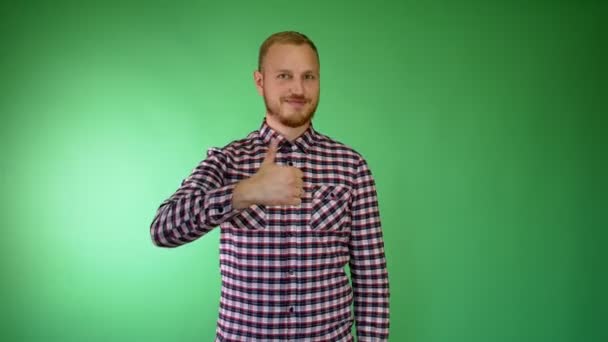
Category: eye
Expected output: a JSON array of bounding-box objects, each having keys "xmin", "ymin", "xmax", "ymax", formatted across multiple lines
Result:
[
  {"xmin": 277, "ymin": 73, "xmax": 291, "ymax": 79},
  {"xmin": 304, "ymin": 74, "xmax": 317, "ymax": 80}
]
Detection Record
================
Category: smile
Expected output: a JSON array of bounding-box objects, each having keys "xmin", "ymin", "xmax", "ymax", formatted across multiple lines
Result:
[{"xmin": 284, "ymin": 99, "xmax": 307, "ymax": 106}]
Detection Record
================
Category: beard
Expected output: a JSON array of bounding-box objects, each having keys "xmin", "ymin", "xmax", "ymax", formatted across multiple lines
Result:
[{"xmin": 264, "ymin": 95, "xmax": 319, "ymax": 128}]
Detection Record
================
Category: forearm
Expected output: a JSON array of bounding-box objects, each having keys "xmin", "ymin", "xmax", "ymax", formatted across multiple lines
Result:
[
  {"xmin": 351, "ymin": 251, "xmax": 390, "ymax": 341},
  {"xmin": 150, "ymin": 183, "xmax": 241, "ymax": 247},
  {"xmin": 150, "ymin": 149, "xmax": 245, "ymax": 248},
  {"xmin": 351, "ymin": 218, "xmax": 390, "ymax": 340}
]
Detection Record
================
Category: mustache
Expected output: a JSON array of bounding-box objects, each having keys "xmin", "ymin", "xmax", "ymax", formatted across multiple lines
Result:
[{"xmin": 282, "ymin": 96, "xmax": 308, "ymax": 102}]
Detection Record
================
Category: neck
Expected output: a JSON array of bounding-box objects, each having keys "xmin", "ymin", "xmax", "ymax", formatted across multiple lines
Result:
[{"xmin": 265, "ymin": 114, "xmax": 310, "ymax": 141}]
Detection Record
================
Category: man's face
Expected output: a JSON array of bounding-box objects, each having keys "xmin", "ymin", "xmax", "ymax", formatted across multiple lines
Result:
[{"xmin": 254, "ymin": 43, "xmax": 320, "ymax": 128}]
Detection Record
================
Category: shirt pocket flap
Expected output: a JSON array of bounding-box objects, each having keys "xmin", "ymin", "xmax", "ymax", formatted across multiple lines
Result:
[{"xmin": 312, "ymin": 184, "xmax": 351, "ymax": 201}]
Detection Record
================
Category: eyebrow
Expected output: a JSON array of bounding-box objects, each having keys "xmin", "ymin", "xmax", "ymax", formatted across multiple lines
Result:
[{"xmin": 275, "ymin": 69, "xmax": 318, "ymax": 74}]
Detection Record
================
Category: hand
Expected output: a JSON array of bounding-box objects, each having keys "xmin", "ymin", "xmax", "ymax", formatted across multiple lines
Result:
[{"xmin": 233, "ymin": 139, "xmax": 305, "ymax": 209}]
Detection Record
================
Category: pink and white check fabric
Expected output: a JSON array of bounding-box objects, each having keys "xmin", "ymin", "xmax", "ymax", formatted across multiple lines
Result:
[{"xmin": 151, "ymin": 120, "xmax": 390, "ymax": 341}]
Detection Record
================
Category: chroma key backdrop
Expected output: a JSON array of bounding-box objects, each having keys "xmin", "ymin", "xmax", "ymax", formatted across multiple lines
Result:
[{"xmin": 0, "ymin": 1, "xmax": 605, "ymax": 341}]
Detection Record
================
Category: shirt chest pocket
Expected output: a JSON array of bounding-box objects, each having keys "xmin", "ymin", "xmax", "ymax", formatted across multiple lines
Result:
[{"xmin": 310, "ymin": 185, "xmax": 352, "ymax": 231}]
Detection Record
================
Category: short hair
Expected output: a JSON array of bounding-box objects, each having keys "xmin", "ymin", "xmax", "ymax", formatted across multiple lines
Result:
[{"xmin": 258, "ymin": 31, "xmax": 319, "ymax": 71}]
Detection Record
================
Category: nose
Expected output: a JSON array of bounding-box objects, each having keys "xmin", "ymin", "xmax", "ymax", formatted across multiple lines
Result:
[{"xmin": 290, "ymin": 79, "xmax": 304, "ymax": 95}]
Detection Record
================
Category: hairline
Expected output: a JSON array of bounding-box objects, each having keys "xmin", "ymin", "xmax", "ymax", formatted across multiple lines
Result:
[{"xmin": 258, "ymin": 32, "xmax": 319, "ymax": 72}]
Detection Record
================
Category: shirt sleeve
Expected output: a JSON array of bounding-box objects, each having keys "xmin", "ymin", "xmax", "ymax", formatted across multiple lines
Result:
[
  {"xmin": 349, "ymin": 157, "xmax": 390, "ymax": 341},
  {"xmin": 150, "ymin": 148, "xmax": 242, "ymax": 248}
]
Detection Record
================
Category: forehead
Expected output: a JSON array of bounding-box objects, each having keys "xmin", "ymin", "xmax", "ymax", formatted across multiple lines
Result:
[{"xmin": 262, "ymin": 43, "xmax": 319, "ymax": 72}]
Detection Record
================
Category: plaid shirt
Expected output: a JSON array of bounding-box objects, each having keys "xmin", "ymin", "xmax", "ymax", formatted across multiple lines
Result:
[{"xmin": 151, "ymin": 120, "xmax": 390, "ymax": 341}]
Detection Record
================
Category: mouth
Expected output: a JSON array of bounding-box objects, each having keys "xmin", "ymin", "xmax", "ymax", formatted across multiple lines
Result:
[{"xmin": 283, "ymin": 98, "xmax": 308, "ymax": 107}]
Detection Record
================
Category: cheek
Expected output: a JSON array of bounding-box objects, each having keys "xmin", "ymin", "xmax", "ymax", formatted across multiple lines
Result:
[
  {"xmin": 307, "ymin": 88, "xmax": 320, "ymax": 101},
  {"xmin": 266, "ymin": 84, "xmax": 286, "ymax": 97},
  {"xmin": 263, "ymin": 86, "xmax": 280, "ymax": 100},
  {"xmin": 306, "ymin": 82, "xmax": 320, "ymax": 93}
]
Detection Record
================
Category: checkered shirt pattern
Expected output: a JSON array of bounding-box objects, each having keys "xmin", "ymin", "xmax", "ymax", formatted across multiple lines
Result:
[{"xmin": 151, "ymin": 119, "xmax": 390, "ymax": 341}]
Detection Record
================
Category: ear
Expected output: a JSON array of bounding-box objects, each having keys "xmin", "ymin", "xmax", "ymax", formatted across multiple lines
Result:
[{"xmin": 253, "ymin": 70, "xmax": 264, "ymax": 96}]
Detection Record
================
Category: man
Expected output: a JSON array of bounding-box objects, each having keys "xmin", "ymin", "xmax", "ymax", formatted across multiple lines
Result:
[{"xmin": 150, "ymin": 31, "xmax": 389, "ymax": 341}]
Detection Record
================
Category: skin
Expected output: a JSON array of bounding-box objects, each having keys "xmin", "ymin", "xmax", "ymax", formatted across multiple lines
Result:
[{"xmin": 232, "ymin": 43, "xmax": 320, "ymax": 209}]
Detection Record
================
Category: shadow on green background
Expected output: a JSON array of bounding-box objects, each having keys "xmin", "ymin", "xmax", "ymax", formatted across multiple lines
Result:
[{"xmin": 1, "ymin": 1, "xmax": 605, "ymax": 341}]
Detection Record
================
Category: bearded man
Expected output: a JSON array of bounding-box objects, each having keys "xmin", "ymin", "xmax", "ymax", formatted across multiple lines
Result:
[{"xmin": 150, "ymin": 31, "xmax": 390, "ymax": 342}]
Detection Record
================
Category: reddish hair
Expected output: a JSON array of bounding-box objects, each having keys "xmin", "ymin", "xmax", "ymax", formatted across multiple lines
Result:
[{"xmin": 258, "ymin": 31, "xmax": 319, "ymax": 71}]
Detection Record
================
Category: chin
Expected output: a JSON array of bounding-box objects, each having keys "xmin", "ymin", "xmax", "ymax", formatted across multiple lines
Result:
[{"xmin": 279, "ymin": 112, "xmax": 313, "ymax": 128}]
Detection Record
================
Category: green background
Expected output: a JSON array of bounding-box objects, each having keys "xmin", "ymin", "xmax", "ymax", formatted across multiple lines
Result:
[{"xmin": 1, "ymin": 0, "xmax": 605, "ymax": 341}]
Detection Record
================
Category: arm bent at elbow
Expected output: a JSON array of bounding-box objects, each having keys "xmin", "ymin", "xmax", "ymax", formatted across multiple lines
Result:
[{"xmin": 149, "ymin": 150, "xmax": 242, "ymax": 248}]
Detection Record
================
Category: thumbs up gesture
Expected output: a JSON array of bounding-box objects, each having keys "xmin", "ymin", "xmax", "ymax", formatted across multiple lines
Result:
[{"xmin": 232, "ymin": 139, "xmax": 305, "ymax": 209}]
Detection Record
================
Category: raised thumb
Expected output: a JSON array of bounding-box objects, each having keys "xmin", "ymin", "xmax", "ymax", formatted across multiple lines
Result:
[{"xmin": 262, "ymin": 139, "xmax": 279, "ymax": 166}]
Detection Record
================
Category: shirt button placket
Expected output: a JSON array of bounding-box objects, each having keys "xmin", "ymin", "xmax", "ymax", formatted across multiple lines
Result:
[
  {"xmin": 289, "ymin": 144, "xmax": 298, "ymax": 166},
  {"xmin": 284, "ymin": 142, "xmax": 301, "ymax": 340},
  {"xmin": 287, "ymin": 235, "xmax": 298, "ymax": 339}
]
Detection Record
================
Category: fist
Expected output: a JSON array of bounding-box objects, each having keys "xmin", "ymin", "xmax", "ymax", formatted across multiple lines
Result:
[{"xmin": 233, "ymin": 139, "xmax": 305, "ymax": 208}]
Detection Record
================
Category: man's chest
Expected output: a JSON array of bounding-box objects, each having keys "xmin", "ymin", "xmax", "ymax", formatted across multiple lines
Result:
[{"xmin": 222, "ymin": 150, "xmax": 357, "ymax": 235}]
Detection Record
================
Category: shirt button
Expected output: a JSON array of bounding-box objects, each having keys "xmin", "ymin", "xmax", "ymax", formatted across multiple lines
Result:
[
  {"xmin": 217, "ymin": 207, "xmax": 223, "ymax": 213},
  {"xmin": 287, "ymin": 161, "xmax": 293, "ymax": 166},
  {"xmin": 288, "ymin": 306, "xmax": 294, "ymax": 314},
  {"xmin": 288, "ymin": 269, "xmax": 295, "ymax": 275}
]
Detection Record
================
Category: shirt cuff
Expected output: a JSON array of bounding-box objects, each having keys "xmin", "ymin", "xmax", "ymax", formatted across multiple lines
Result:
[{"xmin": 203, "ymin": 182, "xmax": 242, "ymax": 226}]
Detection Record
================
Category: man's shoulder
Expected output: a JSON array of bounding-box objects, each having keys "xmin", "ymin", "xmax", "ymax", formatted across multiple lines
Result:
[
  {"xmin": 206, "ymin": 129, "xmax": 262, "ymax": 158},
  {"xmin": 313, "ymin": 130, "xmax": 366, "ymax": 164}
]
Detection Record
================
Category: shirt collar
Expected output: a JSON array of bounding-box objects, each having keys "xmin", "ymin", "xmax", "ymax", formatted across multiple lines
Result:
[{"xmin": 258, "ymin": 118, "xmax": 318, "ymax": 153}]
